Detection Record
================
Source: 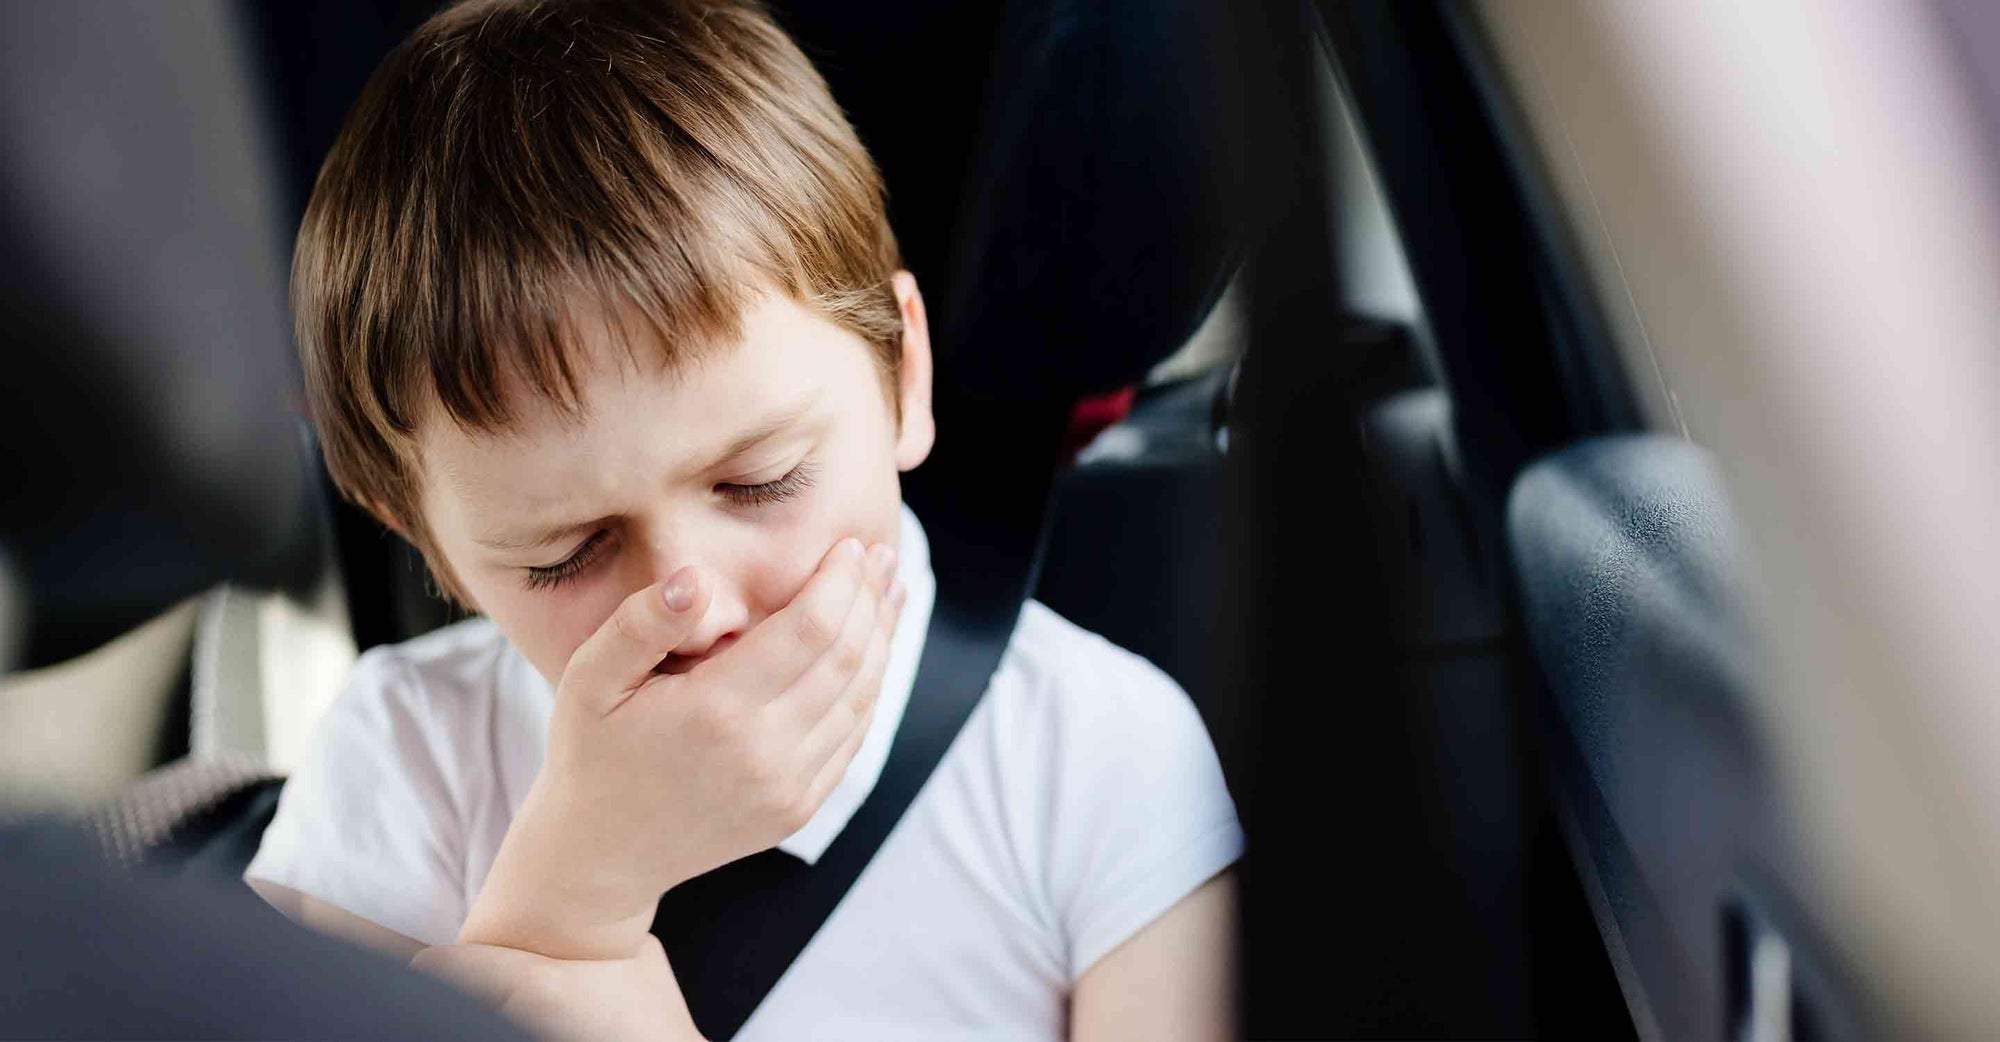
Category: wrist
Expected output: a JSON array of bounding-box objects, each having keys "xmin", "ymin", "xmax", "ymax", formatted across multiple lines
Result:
[{"xmin": 459, "ymin": 777, "xmax": 661, "ymax": 959}]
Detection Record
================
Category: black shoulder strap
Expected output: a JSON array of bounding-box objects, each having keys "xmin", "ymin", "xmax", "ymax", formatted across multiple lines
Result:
[{"xmin": 650, "ymin": 431, "xmax": 1059, "ymax": 1039}]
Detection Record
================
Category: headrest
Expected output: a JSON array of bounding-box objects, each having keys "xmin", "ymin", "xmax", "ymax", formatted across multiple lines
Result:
[
  {"xmin": 0, "ymin": 3, "xmax": 318, "ymax": 667},
  {"xmin": 778, "ymin": 0, "xmax": 1246, "ymax": 405},
  {"xmin": 938, "ymin": 0, "xmax": 1246, "ymax": 401}
]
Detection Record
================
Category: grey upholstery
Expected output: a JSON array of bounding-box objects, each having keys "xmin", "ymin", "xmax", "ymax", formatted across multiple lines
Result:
[
  {"xmin": 1507, "ymin": 436, "xmax": 1858, "ymax": 1040},
  {"xmin": 0, "ymin": 5, "xmax": 527, "ymax": 1036},
  {"xmin": 0, "ymin": 2, "xmax": 319, "ymax": 667}
]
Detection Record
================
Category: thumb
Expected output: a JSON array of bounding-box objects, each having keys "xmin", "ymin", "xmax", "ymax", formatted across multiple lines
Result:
[{"xmin": 562, "ymin": 566, "xmax": 711, "ymax": 714}]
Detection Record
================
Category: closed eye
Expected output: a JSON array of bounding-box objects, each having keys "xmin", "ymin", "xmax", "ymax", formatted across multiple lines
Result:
[
  {"xmin": 717, "ymin": 460, "xmax": 817, "ymax": 507},
  {"xmin": 522, "ymin": 530, "xmax": 611, "ymax": 591}
]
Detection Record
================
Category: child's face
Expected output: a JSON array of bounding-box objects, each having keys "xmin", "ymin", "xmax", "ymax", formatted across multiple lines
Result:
[{"xmin": 413, "ymin": 274, "xmax": 934, "ymax": 689}]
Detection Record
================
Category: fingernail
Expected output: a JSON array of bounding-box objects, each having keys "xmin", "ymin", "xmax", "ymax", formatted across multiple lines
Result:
[
  {"xmin": 867, "ymin": 543, "xmax": 897, "ymax": 578},
  {"xmin": 663, "ymin": 570, "xmax": 696, "ymax": 612},
  {"xmin": 837, "ymin": 537, "xmax": 863, "ymax": 561}
]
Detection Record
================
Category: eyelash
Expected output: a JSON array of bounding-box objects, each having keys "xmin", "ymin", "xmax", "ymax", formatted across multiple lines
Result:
[
  {"xmin": 523, "ymin": 530, "xmax": 611, "ymax": 592},
  {"xmin": 717, "ymin": 460, "xmax": 817, "ymax": 507},
  {"xmin": 519, "ymin": 462, "xmax": 818, "ymax": 592}
]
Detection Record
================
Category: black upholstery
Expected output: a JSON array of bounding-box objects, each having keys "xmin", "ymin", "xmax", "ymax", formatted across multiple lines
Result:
[
  {"xmin": 928, "ymin": 0, "xmax": 1243, "ymax": 402},
  {"xmin": 1033, "ymin": 366, "xmax": 1230, "ymax": 710}
]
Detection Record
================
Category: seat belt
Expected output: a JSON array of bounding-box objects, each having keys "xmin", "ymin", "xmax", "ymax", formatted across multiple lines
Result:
[{"xmin": 650, "ymin": 478, "xmax": 1052, "ymax": 1039}]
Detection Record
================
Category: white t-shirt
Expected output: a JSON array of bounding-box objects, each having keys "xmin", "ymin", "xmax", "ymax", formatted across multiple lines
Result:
[{"xmin": 247, "ymin": 506, "xmax": 1242, "ymax": 1040}]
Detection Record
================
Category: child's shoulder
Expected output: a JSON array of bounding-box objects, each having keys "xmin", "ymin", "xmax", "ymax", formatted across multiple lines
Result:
[
  {"xmin": 328, "ymin": 617, "xmax": 526, "ymax": 738},
  {"xmin": 1002, "ymin": 600, "xmax": 1188, "ymax": 697},
  {"xmin": 250, "ymin": 618, "xmax": 518, "ymax": 946},
  {"xmin": 987, "ymin": 599, "xmax": 1211, "ymax": 753},
  {"xmin": 360, "ymin": 615, "xmax": 507, "ymax": 670},
  {"xmin": 348, "ymin": 617, "xmax": 512, "ymax": 694}
]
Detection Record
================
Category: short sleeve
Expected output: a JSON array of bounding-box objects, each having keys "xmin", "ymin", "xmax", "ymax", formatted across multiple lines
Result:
[
  {"xmin": 244, "ymin": 648, "xmax": 470, "ymax": 947},
  {"xmin": 1004, "ymin": 606, "xmax": 1244, "ymax": 981}
]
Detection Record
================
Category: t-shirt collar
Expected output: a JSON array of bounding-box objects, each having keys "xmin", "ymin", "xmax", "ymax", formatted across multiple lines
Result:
[{"xmin": 775, "ymin": 502, "xmax": 935, "ymax": 864}]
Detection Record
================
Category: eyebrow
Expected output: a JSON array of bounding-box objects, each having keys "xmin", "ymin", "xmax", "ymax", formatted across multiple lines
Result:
[
  {"xmin": 474, "ymin": 518, "xmax": 605, "ymax": 554},
  {"xmin": 708, "ymin": 399, "xmax": 815, "ymax": 471},
  {"xmin": 470, "ymin": 398, "xmax": 818, "ymax": 555}
]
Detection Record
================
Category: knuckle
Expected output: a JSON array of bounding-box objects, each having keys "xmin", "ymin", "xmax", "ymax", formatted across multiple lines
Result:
[
  {"xmin": 795, "ymin": 602, "xmax": 842, "ymax": 652},
  {"xmin": 610, "ymin": 605, "xmax": 650, "ymax": 649},
  {"xmin": 743, "ymin": 742, "xmax": 786, "ymax": 795},
  {"xmin": 760, "ymin": 781, "xmax": 802, "ymax": 828},
  {"xmin": 694, "ymin": 698, "xmax": 741, "ymax": 744},
  {"xmin": 831, "ymin": 638, "xmax": 866, "ymax": 676},
  {"xmin": 740, "ymin": 739, "xmax": 806, "ymax": 823},
  {"xmin": 780, "ymin": 791, "xmax": 816, "ymax": 832}
]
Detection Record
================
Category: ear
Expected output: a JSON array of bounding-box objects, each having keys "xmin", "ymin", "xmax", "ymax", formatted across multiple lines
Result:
[{"xmin": 890, "ymin": 270, "xmax": 936, "ymax": 472}]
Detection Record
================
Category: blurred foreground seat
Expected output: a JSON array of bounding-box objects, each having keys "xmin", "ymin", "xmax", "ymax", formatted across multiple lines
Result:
[{"xmin": 0, "ymin": 3, "xmax": 530, "ymax": 1036}]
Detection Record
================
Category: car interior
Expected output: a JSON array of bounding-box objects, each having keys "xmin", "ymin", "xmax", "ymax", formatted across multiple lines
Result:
[{"xmin": 9, "ymin": 0, "xmax": 2000, "ymax": 1039}]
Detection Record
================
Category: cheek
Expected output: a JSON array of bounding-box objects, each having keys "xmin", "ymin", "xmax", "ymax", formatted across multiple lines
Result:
[
  {"xmin": 737, "ymin": 522, "xmax": 845, "ymax": 623},
  {"xmin": 739, "ymin": 497, "xmax": 900, "ymax": 624},
  {"xmin": 472, "ymin": 577, "xmax": 629, "ymax": 689},
  {"xmin": 556, "ymin": 588, "xmax": 628, "ymax": 662},
  {"xmin": 729, "ymin": 392, "xmax": 904, "ymax": 620}
]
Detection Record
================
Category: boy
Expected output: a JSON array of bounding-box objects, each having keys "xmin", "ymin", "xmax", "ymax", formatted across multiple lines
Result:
[{"xmin": 245, "ymin": 0, "xmax": 1242, "ymax": 1038}]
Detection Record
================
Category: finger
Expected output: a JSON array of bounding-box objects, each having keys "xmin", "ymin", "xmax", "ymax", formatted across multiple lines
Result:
[
  {"xmin": 801, "ymin": 688, "xmax": 877, "ymax": 810},
  {"xmin": 883, "ymin": 579, "xmax": 907, "ymax": 637},
  {"xmin": 562, "ymin": 566, "xmax": 711, "ymax": 714},
  {"xmin": 847, "ymin": 581, "xmax": 905, "ymax": 718},
  {"xmin": 794, "ymin": 581, "xmax": 901, "ymax": 780},
  {"xmin": 846, "ymin": 577, "xmax": 905, "ymax": 697},
  {"xmin": 705, "ymin": 538, "xmax": 880, "ymax": 700},
  {"xmin": 840, "ymin": 580, "xmax": 904, "ymax": 725},
  {"xmin": 781, "ymin": 563, "xmax": 885, "ymax": 724}
]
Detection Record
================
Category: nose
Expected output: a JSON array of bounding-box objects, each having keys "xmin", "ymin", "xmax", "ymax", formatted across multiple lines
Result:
[{"xmin": 643, "ymin": 538, "xmax": 748, "ymax": 671}]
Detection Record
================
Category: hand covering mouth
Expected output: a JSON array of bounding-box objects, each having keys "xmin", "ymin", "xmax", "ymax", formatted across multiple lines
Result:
[
  {"xmin": 653, "ymin": 653, "xmax": 700, "ymax": 675},
  {"xmin": 652, "ymin": 633, "xmax": 736, "ymax": 675}
]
